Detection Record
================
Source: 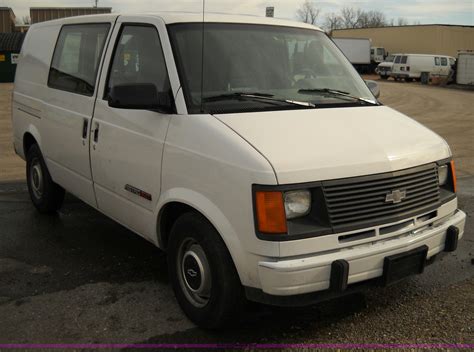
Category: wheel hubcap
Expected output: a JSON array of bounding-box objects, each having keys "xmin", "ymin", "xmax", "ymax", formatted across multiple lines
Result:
[
  {"xmin": 30, "ymin": 158, "xmax": 44, "ymax": 199},
  {"xmin": 177, "ymin": 240, "xmax": 211, "ymax": 308}
]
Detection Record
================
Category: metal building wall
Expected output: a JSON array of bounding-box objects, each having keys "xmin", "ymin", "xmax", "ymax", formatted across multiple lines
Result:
[
  {"xmin": 0, "ymin": 8, "xmax": 16, "ymax": 33},
  {"xmin": 30, "ymin": 7, "xmax": 112, "ymax": 24},
  {"xmin": 332, "ymin": 25, "xmax": 474, "ymax": 58}
]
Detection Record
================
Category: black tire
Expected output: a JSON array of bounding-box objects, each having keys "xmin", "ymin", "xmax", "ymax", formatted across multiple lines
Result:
[
  {"xmin": 380, "ymin": 75, "xmax": 388, "ymax": 80},
  {"xmin": 26, "ymin": 144, "xmax": 65, "ymax": 214},
  {"xmin": 167, "ymin": 212, "xmax": 245, "ymax": 329}
]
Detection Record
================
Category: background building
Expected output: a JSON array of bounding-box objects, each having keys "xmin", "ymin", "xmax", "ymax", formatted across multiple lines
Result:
[
  {"xmin": 30, "ymin": 7, "xmax": 112, "ymax": 24},
  {"xmin": 332, "ymin": 25, "xmax": 474, "ymax": 58},
  {"xmin": 0, "ymin": 32, "xmax": 25, "ymax": 82},
  {"xmin": 0, "ymin": 7, "xmax": 16, "ymax": 33},
  {"xmin": 15, "ymin": 25, "xmax": 29, "ymax": 33}
]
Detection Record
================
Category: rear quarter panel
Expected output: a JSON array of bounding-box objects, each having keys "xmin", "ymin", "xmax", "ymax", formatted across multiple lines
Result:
[{"xmin": 12, "ymin": 23, "xmax": 61, "ymax": 158}]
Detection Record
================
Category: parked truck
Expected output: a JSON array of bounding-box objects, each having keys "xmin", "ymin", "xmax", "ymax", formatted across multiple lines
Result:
[
  {"xmin": 333, "ymin": 38, "xmax": 371, "ymax": 73},
  {"xmin": 456, "ymin": 51, "xmax": 474, "ymax": 85},
  {"xmin": 371, "ymin": 47, "xmax": 386, "ymax": 65}
]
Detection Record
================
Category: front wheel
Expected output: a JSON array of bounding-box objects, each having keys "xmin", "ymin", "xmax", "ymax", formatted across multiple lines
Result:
[
  {"xmin": 167, "ymin": 212, "xmax": 245, "ymax": 329},
  {"xmin": 380, "ymin": 75, "xmax": 389, "ymax": 80},
  {"xmin": 26, "ymin": 144, "xmax": 65, "ymax": 214}
]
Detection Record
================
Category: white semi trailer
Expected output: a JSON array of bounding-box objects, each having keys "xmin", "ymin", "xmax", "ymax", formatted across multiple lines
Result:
[
  {"xmin": 456, "ymin": 51, "xmax": 474, "ymax": 85},
  {"xmin": 333, "ymin": 37, "xmax": 371, "ymax": 73}
]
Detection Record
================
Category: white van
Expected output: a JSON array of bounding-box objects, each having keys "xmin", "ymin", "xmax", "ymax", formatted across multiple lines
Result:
[
  {"xmin": 391, "ymin": 54, "xmax": 456, "ymax": 81},
  {"xmin": 12, "ymin": 13, "xmax": 465, "ymax": 328},
  {"xmin": 375, "ymin": 54, "xmax": 398, "ymax": 79}
]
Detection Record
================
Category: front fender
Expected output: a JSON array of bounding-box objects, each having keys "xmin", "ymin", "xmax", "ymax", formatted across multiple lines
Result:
[{"xmin": 154, "ymin": 187, "xmax": 246, "ymax": 271}]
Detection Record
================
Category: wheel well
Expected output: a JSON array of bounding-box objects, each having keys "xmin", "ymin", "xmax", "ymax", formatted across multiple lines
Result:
[
  {"xmin": 23, "ymin": 133, "xmax": 37, "ymax": 156},
  {"xmin": 158, "ymin": 202, "xmax": 195, "ymax": 250}
]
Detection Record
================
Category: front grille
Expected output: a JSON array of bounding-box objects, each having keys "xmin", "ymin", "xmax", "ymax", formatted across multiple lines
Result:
[
  {"xmin": 322, "ymin": 164, "xmax": 440, "ymax": 231},
  {"xmin": 379, "ymin": 66, "xmax": 390, "ymax": 72}
]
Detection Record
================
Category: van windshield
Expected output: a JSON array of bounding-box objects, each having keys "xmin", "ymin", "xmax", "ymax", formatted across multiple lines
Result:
[{"xmin": 169, "ymin": 23, "xmax": 376, "ymax": 114}]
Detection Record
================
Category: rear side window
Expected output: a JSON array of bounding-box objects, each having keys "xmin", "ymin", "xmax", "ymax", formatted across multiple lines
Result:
[
  {"xmin": 401, "ymin": 56, "xmax": 408, "ymax": 64},
  {"xmin": 435, "ymin": 57, "xmax": 441, "ymax": 66},
  {"xmin": 49, "ymin": 24, "xmax": 110, "ymax": 96},
  {"xmin": 441, "ymin": 57, "xmax": 448, "ymax": 66}
]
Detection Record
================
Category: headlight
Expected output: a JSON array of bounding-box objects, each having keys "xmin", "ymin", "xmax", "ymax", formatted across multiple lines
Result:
[
  {"xmin": 438, "ymin": 165, "xmax": 449, "ymax": 186},
  {"xmin": 284, "ymin": 190, "xmax": 311, "ymax": 220}
]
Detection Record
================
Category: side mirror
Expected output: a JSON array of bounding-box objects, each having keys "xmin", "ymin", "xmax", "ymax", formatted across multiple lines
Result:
[
  {"xmin": 108, "ymin": 83, "xmax": 173, "ymax": 112},
  {"xmin": 365, "ymin": 80, "xmax": 380, "ymax": 99}
]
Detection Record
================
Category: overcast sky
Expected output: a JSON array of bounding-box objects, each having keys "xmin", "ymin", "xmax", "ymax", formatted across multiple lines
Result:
[{"xmin": 1, "ymin": 0, "xmax": 473, "ymax": 25}]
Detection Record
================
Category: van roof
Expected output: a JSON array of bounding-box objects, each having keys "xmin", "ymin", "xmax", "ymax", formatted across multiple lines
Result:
[
  {"xmin": 31, "ymin": 12, "xmax": 323, "ymax": 32},
  {"xmin": 394, "ymin": 53, "xmax": 455, "ymax": 58}
]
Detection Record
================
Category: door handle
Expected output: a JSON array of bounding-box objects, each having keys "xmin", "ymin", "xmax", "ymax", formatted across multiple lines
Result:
[
  {"xmin": 93, "ymin": 123, "xmax": 100, "ymax": 143},
  {"xmin": 82, "ymin": 119, "xmax": 88, "ymax": 139}
]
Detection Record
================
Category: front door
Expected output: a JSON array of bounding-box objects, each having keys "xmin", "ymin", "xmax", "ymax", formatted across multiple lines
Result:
[
  {"xmin": 90, "ymin": 18, "xmax": 176, "ymax": 240},
  {"xmin": 440, "ymin": 57, "xmax": 449, "ymax": 77},
  {"xmin": 434, "ymin": 57, "xmax": 442, "ymax": 75}
]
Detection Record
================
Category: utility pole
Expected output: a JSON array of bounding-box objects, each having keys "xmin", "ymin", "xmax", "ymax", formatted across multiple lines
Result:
[
  {"xmin": 266, "ymin": 7, "xmax": 274, "ymax": 18},
  {"xmin": 94, "ymin": 0, "xmax": 98, "ymax": 8}
]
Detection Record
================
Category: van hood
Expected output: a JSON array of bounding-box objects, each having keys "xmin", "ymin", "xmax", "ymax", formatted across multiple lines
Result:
[
  {"xmin": 214, "ymin": 106, "xmax": 450, "ymax": 184},
  {"xmin": 378, "ymin": 62, "xmax": 394, "ymax": 68}
]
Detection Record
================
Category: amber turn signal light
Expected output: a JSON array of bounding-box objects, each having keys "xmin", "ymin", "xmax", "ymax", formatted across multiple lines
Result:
[
  {"xmin": 255, "ymin": 191, "xmax": 287, "ymax": 234},
  {"xmin": 450, "ymin": 160, "xmax": 457, "ymax": 193}
]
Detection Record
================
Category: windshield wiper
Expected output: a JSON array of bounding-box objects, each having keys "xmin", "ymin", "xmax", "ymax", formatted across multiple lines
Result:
[
  {"xmin": 298, "ymin": 88, "xmax": 378, "ymax": 105},
  {"xmin": 203, "ymin": 92, "xmax": 316, "ymax": 108}
]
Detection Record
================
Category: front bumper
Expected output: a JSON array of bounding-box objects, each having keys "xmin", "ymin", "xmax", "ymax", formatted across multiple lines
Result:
[
  {"xmin": 255, "ymin": 209, "xmax": 466, "ymax": 298},
  {"xmin": 392, "ymin": 73, "xmax": 410, "ymax": 79},
  {"xmin": 377, "ymin": 70, "xmax": 392, "ymax": 76}
]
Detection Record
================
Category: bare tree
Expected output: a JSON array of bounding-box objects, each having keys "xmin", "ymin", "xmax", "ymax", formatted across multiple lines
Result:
[
  {"xmin": 357, "ymin": 11, "xmax": 369, "ymax": 28},
  {"xmin": 324, "ymin": 12, "xmax": 343, "ymax": 34},
  {"xmin": 340, "ymin": 7, "xmax": 361, "ymax": 28},
  {"xmin": 296, "ymin": 0, "xmax": 321, "ymax": 25},
  {"xmin": 339, "ymin": 7, "xmax": 387, "ymax": 28},
  {"xmin": 397, "ymin": 17, "xmax": 409, "ymax": 26},
  {"xmin": 366, "ymin": 10, "xmax": 386, "ymax": 27}
]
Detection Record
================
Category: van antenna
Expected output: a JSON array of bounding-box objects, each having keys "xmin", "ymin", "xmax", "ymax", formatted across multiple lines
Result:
[{"xmin": 200, "ymin": 0, "xmax": 206, "ymax": 113}]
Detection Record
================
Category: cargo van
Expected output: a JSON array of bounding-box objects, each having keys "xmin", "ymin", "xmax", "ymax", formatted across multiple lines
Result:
[
  {"xmin": 391, "ymin": 54, "xmax": 456, "ymax": 81},
  {"xmin": 375, "ymin": 54, "xmax": 397, "ymax": 79},
  {"xmin": 12, "ymin": 13, "xmax": 465, "ymax": 328}
]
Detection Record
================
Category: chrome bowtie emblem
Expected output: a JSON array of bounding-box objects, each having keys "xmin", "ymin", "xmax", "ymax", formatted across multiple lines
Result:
[
  {"xmin": 385, "ymin": 189, "xmax": 407, "ymax": 204},
  {"xmin": 187, "ymin": 269, "xmax": 198, "ymax": 278}
]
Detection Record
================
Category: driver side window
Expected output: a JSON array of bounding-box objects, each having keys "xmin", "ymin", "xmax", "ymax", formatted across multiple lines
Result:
[{"xmin": 106, "ymin": 25, "xmax": 171, "ymax": 99}]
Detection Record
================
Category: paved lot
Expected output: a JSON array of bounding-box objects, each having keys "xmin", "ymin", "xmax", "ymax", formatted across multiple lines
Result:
[
  {"xmin": 0, "ymin": 81, "xmax": 473, "ymax": 345},
  {"xmin": 0, "ymin": 179, "xmax": 472, "ymax": 344},
  {"xmin": 0, "ymin": 84, "xmax": 24, "ymax": 181}
]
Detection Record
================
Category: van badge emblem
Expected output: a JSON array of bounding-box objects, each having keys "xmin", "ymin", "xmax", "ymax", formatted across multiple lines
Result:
[
  {"xmin": 385, "ymin": 190, "xmax": 407, "ymax": 204},
  {"xmin": 187, "ymin": 269, "xmax": 198, "ymax": 278}
]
